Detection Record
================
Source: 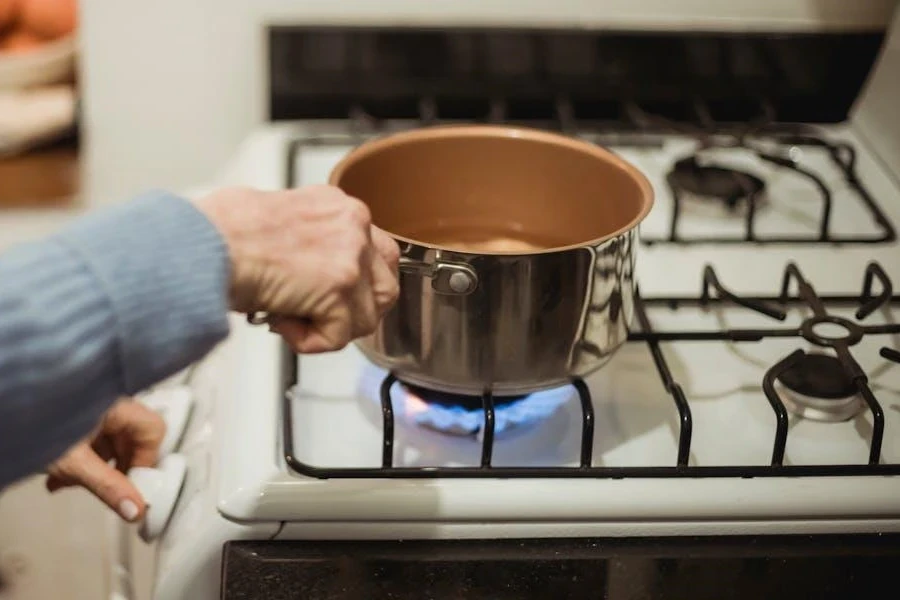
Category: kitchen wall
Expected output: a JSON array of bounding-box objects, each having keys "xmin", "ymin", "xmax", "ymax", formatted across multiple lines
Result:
[{"xmin": 78, "ymin": 0, "xmax": 897, "ymax": 205}]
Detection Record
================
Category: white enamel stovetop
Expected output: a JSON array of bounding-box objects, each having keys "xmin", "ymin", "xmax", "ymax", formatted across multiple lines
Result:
[{"xmin": 182, "ymin": 121, "xmax": 899, "ymax": 530}]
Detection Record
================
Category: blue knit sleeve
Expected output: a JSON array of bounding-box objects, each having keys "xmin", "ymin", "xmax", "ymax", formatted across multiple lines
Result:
[{"xmin": 0, "ymin": 190, "xmax": 230, "ymax": 487}]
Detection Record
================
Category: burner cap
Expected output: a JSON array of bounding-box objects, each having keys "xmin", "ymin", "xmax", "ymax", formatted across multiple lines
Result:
[
  {"xmin": 777, "ymin": 353, "xmax": 856, "ymax": 400},
  {"xmin": 668, "ymin": 156, "xmax": 765, "ymax": 208}
]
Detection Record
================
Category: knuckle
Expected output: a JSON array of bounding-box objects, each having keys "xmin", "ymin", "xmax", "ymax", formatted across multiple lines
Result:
[
  {"xmin": 347, "ymin": 225, "xmax": 368, "ymax": 246},
  {"xmin": 376, "ymin": 276, "xmax": 400, "ymax": 308},
  {"xmin": 327, "ymin": 326, "xmax": 354, "ymax": 351},
  {"xmin": 344, "ymin": 198, "xmax": 371, "ymax": 227},
  {"xmin": 332, "ymin": 260, "xmax": 362, "ymax": 289},
  {"xmin": 385, "ymin": 241, "xmax": 401, "ymax": 265},
  {"xmin": 340, "ymin": 229, "xmax": 369, "ymax": 261},
  {"xmin": 386, "ymin": 279, "xmax": 401, "ymax": 304},
  {"xmin": 372, "ymin": 227, "xmax": 401, "ymax": 266}
]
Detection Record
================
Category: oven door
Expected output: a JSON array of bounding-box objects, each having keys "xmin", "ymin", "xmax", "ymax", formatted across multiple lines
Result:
[{"xmin": 222, "ymin": 536, "xmax": 900, "ymax": 600}]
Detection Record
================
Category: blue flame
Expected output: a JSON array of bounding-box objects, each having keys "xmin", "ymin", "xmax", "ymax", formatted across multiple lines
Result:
[{"xmin": 359, "ymin": 364, "xmax": 574, "ymax": 437}]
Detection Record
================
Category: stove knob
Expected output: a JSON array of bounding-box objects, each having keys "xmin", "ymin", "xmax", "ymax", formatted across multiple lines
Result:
[
  {"xmin": 127, "ymin": 453, "xmax": 187, "ymax": 543},
  {"xmin": 139, "ymin": 386, "xmax": 194, "ymax": 456}
]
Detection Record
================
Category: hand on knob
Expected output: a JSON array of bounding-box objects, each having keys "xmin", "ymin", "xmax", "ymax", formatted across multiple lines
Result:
[{"xmin": 46, "ymin": 400, "xmax": 166, "ymax": 522}]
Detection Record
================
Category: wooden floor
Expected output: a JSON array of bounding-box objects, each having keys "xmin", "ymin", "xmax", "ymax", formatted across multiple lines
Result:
[{"xmin": 0, "ymin": 477, "xmax": 109, "ymax": 599}]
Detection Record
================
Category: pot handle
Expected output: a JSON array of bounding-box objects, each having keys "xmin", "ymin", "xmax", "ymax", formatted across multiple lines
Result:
[
  {"xmin": 399, "ymin": 257, "xmax": 479, "ymax": 295},
  {"xmin": 246, "ymin": 258, "xmax": 478, "ymax": 325}
]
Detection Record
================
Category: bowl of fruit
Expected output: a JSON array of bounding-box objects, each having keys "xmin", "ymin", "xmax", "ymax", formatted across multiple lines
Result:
[{"xmin": 0, "ymin": 0, "xmax": 77, "ymax": 89}]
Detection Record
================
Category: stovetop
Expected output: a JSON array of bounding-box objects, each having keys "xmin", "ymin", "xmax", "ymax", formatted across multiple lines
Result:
[
  {"xmin": 286, "ymin": 261, "xmax": 900, "ymax": 477},
  {"xmin": 280, "ymin": 118, "xmax": 900, "ymax": 472},
  {"xmin": 211, "ymin": 117, "xmax": 900, "ymax": 531}
]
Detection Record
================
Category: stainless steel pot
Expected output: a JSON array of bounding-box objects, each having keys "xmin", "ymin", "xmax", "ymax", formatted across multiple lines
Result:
[{"xmin": 330, "ymin": 125, "xmax": 653, "ymax": 396}]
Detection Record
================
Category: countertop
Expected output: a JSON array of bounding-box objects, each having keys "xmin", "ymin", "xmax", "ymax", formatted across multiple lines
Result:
[
  {"xmin": 0, "ymin": 138, "xmax": 88, "ymax": 252},
  {"xmin": 222, "ymin": 534, "xmax": 900, "ymax": 599},
  {"xmin": 0, "ymin": 138, "xmax": 81, "ymax": 209}
]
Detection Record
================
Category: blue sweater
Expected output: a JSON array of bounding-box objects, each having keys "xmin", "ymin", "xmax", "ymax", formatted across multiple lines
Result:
[{"xmin": 0, "ymin": 191, "xmax": 231, "ymax": 488}]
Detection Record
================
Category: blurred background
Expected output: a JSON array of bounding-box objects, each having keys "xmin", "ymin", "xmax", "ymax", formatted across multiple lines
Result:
[
  {"xmin": 0, "ymin": 0, "xmax": 78, "ymax": 210},
  {"xmin": 0, "ymin": 2, "xmax": 103, "ymax": 599}
]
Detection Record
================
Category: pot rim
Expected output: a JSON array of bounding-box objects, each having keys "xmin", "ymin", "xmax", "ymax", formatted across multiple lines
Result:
[{"xmin": 328, "ymin": 124, "xmax": 655, "ymax": 256}]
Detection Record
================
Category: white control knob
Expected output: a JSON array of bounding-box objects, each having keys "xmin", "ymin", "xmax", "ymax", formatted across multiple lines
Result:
[
  {"xmin": 128, "ymin": 453, "xmax": 187, "ymax": 543},
  {"xmin": 140, "ymin": 386, "xmax": 194, "ymax": 457}
]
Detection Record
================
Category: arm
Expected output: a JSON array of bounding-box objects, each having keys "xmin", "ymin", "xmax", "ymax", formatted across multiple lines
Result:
[
  {"xmin": 1, "ymin": 184, "xmax": 400, "ymax": 496},
  {"xmin": 0, "ymin": 191, "xmax": 230, "ymax": 488}
]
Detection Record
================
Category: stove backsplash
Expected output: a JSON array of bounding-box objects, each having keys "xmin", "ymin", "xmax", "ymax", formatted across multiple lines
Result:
[{"xmin": 268, "ymin": 27, "xmax": 885, "ymax": 125}]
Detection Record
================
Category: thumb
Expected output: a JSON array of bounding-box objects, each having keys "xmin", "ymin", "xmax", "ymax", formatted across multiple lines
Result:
[{"xmin": 59, "ymin": 446, "xmax": 146, "ymax": 522}]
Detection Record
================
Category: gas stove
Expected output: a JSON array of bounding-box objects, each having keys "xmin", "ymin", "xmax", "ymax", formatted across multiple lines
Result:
[
  {"xmin": 147, "ymin": 123, "xmax": 900, "ymax": 597},
  {"xmin": 140, "ymin": 116, "xmax": 900, "ymax": 598},
  {"xmin": 117, "ymin": 16, "xmax": 900, "ymax": 600},
  {"xmin": 265, "ymin": 119, "xmax": 900, "ymax": 482}
]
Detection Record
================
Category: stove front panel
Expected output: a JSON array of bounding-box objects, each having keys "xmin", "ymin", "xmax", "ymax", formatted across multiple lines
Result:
[{"xmin": 223, "ymin": 535, "xmax": 900, "ymax": 600}]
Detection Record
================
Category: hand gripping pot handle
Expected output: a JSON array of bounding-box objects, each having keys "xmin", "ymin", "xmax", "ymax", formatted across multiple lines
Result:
[
  {"xmin": 398, "ymin": 256, "xmax": 479, "ymax": 295},
  {"xmin": 246, "ymin": 256, "xmax": 479, "ymax": 325}
]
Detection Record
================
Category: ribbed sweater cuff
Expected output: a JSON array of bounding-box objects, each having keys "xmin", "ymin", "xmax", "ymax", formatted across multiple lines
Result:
[{"xmin": 55, "ymin": 190, "xmax": 231, "ymax": 393}]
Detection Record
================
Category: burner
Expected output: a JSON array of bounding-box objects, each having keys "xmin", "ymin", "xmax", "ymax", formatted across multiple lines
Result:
[
  {"xmin": 668, "ymin": 156, "xmax": 765, "ymax": 210},
  {"xmin": 776, "ymin": 353, "xmax": 864, "ymax": 422},
  {"xmin": 359, "ymin": 365, "xmax": 574, "ymax": 438},
  {"xmin": 401, "ymin": 382, "xmax": 528, "ymax": 411}
]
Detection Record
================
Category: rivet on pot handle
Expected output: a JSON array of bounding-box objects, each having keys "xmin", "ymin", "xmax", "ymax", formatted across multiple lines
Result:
[{"xmin": 399, "ymin": 257, "xmax": 479, "ymax": 295}]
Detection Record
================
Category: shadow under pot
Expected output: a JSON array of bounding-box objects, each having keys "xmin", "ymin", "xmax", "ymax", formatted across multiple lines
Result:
[{"xmin": 329, "ymin": 124, "xmax": 654, "ymax": 396}]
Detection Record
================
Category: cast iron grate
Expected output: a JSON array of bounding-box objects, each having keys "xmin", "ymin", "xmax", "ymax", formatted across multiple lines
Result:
[
  {"xmin": 622, "ymin": 102, "xmax": 896, "ymax": 245},
  {"xmin": 280, "ymin": 100, "xmax": 896, "ymax": 246},
  {"xmin": 281, "ymin": 259, "xmax": 900, "ymax": 480},
  {"xmin": 280, "ymin": 129, "xmax": 900, "ymax": 480},
  {"xmin": 644, "ymin": 133, "xmax": 896, "ymax": 245}
]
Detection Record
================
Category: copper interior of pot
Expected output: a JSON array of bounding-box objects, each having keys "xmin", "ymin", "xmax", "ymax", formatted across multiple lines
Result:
[{"xmin": 329, "ymin": 126, "xmax": 653, "ymax": 254}]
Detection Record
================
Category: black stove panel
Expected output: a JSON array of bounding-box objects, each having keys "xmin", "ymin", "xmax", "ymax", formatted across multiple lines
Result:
[
  {"xmin": 268, "ymin": 27, "xmax": 884, "ymax": 125},
  {"xmin": 223, "ymin": 535, "xmax": 900, "ymax": 600}
]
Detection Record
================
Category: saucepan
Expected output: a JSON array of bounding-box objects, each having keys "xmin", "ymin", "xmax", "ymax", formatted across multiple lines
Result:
[{"xmin": 327, "ymin": 125, "xmax": 654, "ymax": 396}]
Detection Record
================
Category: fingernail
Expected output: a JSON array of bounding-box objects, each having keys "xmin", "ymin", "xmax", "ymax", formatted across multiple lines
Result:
[{"xmin": 118, "ymin": 499, "xmax": 140, "ymax": 522}]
